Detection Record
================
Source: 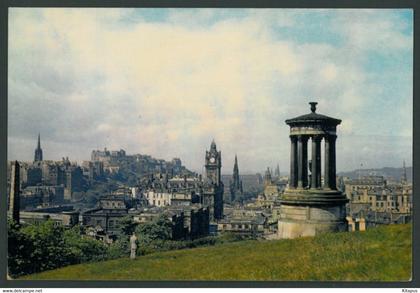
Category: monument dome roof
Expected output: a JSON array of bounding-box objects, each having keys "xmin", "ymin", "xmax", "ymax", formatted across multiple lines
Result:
[{"xmin": 285, "ymin": 102, "xmax": 341, "ymax": 126}]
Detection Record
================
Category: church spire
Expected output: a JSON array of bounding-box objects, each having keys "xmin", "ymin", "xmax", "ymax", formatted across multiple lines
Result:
[
  {"xmin": 402, "ymin": 160, "xmax": 407, "ymax": 184},
  {"xmin": 34, "ymin": 133, "xmax": 43, "ymax": 162},
  {"xmin": 230, "ymin": 154, "xmax": 242, "ymax": 202},
  {"xmin": 275, "ymin": 163, "xmax": 280, "ymax": 178}
]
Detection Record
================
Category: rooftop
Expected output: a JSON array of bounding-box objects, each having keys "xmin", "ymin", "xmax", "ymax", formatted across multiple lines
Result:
[{"xmin": 285, "ymin": 102, "xmax": 341, "ymax": 126}]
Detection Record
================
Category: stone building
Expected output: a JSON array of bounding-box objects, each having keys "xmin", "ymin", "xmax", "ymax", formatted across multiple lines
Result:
[
  {"xmin": 144, "ymin": 190, "xmax": 172, "ymax": 207},
  {"xmin": 187, "ymin": 206, "xmax": 210, "ymax": 239},
  {"xmin": 20, "ymin": 211, "xmax": 79, "ymax": 227},
  {"xmin": 278, "ymin": 102, "xmax": 348, "ymax": 238},
  {"xmin": 41, "ymin": 161, "xmax": 64, "ymax": 186},
  {"xmin": 140, "ymin": 174, "xmax": 202, "ymax": 208},
  {"xmin": 218, "ymin": 205, "xmax": 268, "ymax": 237},
  {"xmin": 91, "ymin": 148, "xmax": 126, "ymax": 162},
  {"xmin": 82, "ymin": 195, "xmax": 129, "ymax": 233},
  {"xmin": 21, "ymin": 185, "xmax": 65, "ymax": 208},
  {"xmin": 20, "ymin": 164, "xmax": 42, "ymax": 187},
  {"xmin": 345, "ymin": 175, "xmax": 412, "ymax": 228},
  {"xmin": 63, "ymin": 165, "xmax": 85, "ymax": 201},
  {"xmin": 81, "ymin": 160, "xmax": 104, "ymax": 181},
  {"xmin": 217, "ymin": 217, "xmax": 265, "ymax": 236},
  {"xmin": 202, "ymin": 140, "xmax": 224, "ymax": 221},
  {"xmin": 263, "ymin": 167, "xmax": 280, "ymax": 197}
]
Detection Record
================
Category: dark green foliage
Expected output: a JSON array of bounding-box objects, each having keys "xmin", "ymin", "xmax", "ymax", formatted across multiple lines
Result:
[
  {"xmin": 8, "ymin": 219, "xmax": 110, "ymax": 278},
  {"xmin": 7, "ymin": 220, "xmax": 34, "ymax": 277},
  {"xmin": 118, "ymin": 216, "xmax": 138, "ymax": 236},
  {"xmin": 8, "ymin": 220, "xmax": 75, "ymax": 277},
  {"xmin": 107, "ymin": 237, "xmax": 130, "ymax": 259},
  {"xmin": 135, "ymin": 214, "xmax": 173, "ymax": 255},
  {"xmin": 63, "ymin": 226, "xmax": 109, "ymax": 263},
  {"xmin": 136, "ymin": 215, "xmax": 172, "ymax": 242}
]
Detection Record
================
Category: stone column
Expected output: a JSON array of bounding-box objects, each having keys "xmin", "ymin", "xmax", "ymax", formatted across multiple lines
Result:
[
  {"xmin": 289, "ymin": 136, "xmax": 298, "ymax": 188},
  {"xmin": 324, "ymin": 134, "xmax": 337, "ymax": 190},
  {"xmin": 311, "ymin": 135, "xmax": 322, "ymax": 189},
  {"xmin": 9, "ymin": 161, "xmax": 20, "ymax": 224},
  {"xmin": 297, "ymin": 135, "xmax": 308, "ymax": 188}
]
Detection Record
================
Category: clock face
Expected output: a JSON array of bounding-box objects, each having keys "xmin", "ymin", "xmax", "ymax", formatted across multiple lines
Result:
[{"xmin": 210, "ymin": 157, "xmax": 215, "ymax": 163}]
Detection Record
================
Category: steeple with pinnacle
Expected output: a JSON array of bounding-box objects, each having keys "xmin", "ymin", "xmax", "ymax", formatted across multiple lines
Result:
[
  {"xmin": 275, "ymin": 163, "xmax": 280, "ymax": 179},
  {"xmin": 402, "ymin": 160, "xmax": 407, "ymax": 185},
  {"xmin": 230, "ymin": 154, "xmax": 243, "ymax": 202},
  {"xmin": 34, "ymin": 133, "xmax": 43, "ymax": 162}
]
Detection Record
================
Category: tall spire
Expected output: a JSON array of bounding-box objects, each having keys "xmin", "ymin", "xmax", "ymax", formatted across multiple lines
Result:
[
  {"xmin": 210, "ymin": 139, "xmax": 217, "ymax": 152},
  {"xmin": 402, "ymin": 160, "xmax": 407, "ymax": 184},
  {"xmin": 34, "ymin": 133, "xmax": 43, "ymax": 162},
  {"xmin": 230, "ymin": 154, "xmax": 242, "ymax": 201},
  {"xmin": 275, "ymin": 163, "xmax": 280, "ymax": 177}
]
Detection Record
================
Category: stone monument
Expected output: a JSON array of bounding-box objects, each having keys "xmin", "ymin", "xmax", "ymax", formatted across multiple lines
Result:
[
  {"xmin": 278, "ymin": 102, "xmax": 348, "ymax": 239},
  {"xmin": 9, "ymin": 160, "xmax": 20, "ymax": 225},
  {"xmin": 130, "ymin": 233, "xmax": 137, "ymax": 260}
]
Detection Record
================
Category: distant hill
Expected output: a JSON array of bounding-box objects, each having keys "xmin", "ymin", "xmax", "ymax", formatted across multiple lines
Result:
[
  {"xmin": 21, "ymin": 224, "xmax": 411, "ymax": 281},
  {"xmin": 338, "ymin": 167, "xmax": 412, "ymax": 182}
]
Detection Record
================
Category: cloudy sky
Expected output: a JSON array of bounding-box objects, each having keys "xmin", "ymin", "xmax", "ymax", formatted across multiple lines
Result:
[{"xmin": 8, "ymin": 8, "xmax": 412, "ymax": 174}]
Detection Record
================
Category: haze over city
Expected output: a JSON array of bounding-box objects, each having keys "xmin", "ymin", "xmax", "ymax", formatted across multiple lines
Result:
[{"xmin": 8, "ymin": 8, "xmax": 413, "ymax": 173}]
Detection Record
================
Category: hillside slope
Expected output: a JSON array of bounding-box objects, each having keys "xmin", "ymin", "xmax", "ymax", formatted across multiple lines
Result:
[{"xmin": 21, "ymin": 224, "xmax": 411, "ymax": 281}]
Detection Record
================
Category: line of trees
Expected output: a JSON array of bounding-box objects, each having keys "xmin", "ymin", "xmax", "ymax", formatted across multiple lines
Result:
[{"xmin": 8, "ymin": 215, "xmax": 251, "ymax": 278}]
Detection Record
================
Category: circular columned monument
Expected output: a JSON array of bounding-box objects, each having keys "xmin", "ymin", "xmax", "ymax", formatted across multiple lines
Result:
[{"xmin": 278, "ymin": 102, "xmax": 348, "ymax": 239}]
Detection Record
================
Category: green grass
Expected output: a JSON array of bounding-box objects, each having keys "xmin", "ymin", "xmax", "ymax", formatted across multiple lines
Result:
[{"xmin": 21, "ymin": 224, "xmax": 412, "ymax": 281}]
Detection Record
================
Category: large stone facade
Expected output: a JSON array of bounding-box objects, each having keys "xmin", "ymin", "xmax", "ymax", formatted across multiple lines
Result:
[{"xmin": 278, "ymin": 102, "xmax": 348, "ymax": 238}]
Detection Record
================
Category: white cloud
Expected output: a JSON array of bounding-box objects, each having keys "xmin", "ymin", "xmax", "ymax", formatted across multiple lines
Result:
[{"xmin": 8, "ymin": 8, "xmax": 413, "ymax": 173}]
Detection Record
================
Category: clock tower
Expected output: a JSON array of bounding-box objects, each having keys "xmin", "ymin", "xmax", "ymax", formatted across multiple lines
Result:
[
  {"xmin": 205, "ymin": 140, "xmax": 221, "ymax": 185},
  {"xmin": 203, "ymin": 140, "xmax": 224, "ymax": 220}
]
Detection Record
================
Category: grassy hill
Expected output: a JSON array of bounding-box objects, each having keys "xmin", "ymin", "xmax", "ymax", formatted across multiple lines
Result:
[{"xmin": 21, "ymin": 224, "xmax": 411, "ymax": 281}]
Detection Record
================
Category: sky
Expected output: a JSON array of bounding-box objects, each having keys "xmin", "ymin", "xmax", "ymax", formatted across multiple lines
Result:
[{"xmin": 8, "ymin": 8, "xmax": 413, "ymax": 174}]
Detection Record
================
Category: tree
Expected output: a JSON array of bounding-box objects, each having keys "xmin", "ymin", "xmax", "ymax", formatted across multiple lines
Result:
[
  {"xmin": 118, "ymin": 216, "xmax": 138, "ymax": 236},
  {"xmin": 8, "ymin": 219, "xmax": 114, "ymax": 278},
  {"xmin": 136, "ymin": 214, "xmax": 172, "ymax": 242},
  {"xmin": 20, "ymin": 220, "xmax": 75, "ymax": 273},
  {"xmin": 63, "ymin": 226, "xmax": 109, "ymax": 263},
  {"xmin": 7, "ymin": 219, "xmax": 34, "ymax": 277}
]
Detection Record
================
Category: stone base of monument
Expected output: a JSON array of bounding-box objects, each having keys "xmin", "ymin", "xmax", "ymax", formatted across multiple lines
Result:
[{"xmin": 277, "ymin": 188, "xmax": 348, "ymax": 239}]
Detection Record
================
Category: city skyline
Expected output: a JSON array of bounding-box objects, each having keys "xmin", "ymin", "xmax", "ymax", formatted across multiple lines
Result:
[{"xmin": 8, "ymin": 8, "xmax": 413, "ymax": 173}]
